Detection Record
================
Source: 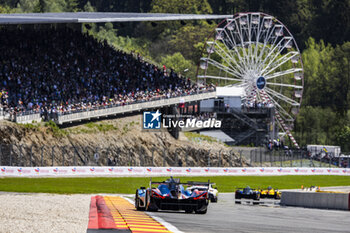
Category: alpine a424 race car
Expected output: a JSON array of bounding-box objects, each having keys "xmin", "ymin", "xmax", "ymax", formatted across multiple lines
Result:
[
  {"xmin": 135, "ymin": 177, "xmax": 210, "ymax": 214},
  {"xmin": 235, "ymin": 186, "xmax": 260, "ymax": 200}
]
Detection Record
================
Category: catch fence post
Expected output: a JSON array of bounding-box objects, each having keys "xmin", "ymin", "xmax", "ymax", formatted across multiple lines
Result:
[
  {"xmin": 186, "ymin": 148, "xmax": 189, "ymax": 166},
  {"xmin": 208, "ymin": 151, "xmax": 210, "ymax": 167},
  {"xmin": 0, "ymin": 144, "xmax": 2, "ymax": 166},
  {"xmin": 30, "ymin": 145, "xmax": 33, "ymax": 167},
  {"xmin": 129, "ymin": 149, "xmax": 132, "ymax": 166},
  {"xmin": 280, "ymin": 150, "xmax": 282, "ymax": 167},
  {"xmin": 73, "ymin": 146, "xmax": 77, "ymax": 166},
  {"xmin": 229, "ymin": 150, "xmax": 233, "ymax": 167},
  {"xmin": 163, "ymin": 148, "xmax": 166, "ymax": 167},
  {"xmin": 151, "ymin": 147, "xmax": 155, "ymax": 166},
  {"xmin": 19, "ymin": 145, "xmax": 23, "ymax": 166},
  {"xmin": 260, "ymin": 147, "xmax": 262, "ymax": 167},
  {"xmin": 62, "ymin": 146, "xmax": 65, "ymax": 166},
  {"xmin": 249, "ymin": 150, "xmax": 253, "ymax": 167},
  {"xmin": 41, "ymin": 146, "xmax": 44, "ymax": 166},
  {"xmin": 51, "ymin": 146, "xmax": 55, "ymax": 166},
  {"xmin": 239, "ymin": 150, "xmax": 243, "ymax": 167},
  {"xmin": 270, "ymin": 150, "xmax": 273, "ymax": 167},
  {"xmin": 9, "ymin": 144, "xmax": 13, "ymax": 166}
]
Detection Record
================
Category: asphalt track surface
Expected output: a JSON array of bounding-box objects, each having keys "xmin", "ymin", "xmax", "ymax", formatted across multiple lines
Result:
[{"xmin": 147, "ymin": 193, "xmax": 350, "ymax": 233}]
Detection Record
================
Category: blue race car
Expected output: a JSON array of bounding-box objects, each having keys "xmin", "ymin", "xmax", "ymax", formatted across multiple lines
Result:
[
  {"xmin": 235, "ymin": 186, "xmax": 260, "ymax": 200},
  {"xmin": 135, "ymin": 177, "xmax": 210, "ymax": 214}
]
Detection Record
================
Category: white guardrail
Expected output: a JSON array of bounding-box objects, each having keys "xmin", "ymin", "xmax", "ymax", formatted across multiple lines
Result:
[
  {"xmin": 1, "ymin": 166, "xmax": 350, "ymax": 177},
  {"xmin": 56, "ymin": 92, "xmax": 216, "ymax": 124},
  {"xmin": 14, "ymin": 113, "xmax": 42, "ymax": 124}
]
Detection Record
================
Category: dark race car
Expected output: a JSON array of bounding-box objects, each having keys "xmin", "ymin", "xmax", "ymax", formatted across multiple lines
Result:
[
  {"xmin": 235, "ymin": 186, "xmax": 260, "ymax": 200},
  {"xmin": 135, "ymin": 177, "xmax": 210, "ymax": 214}
]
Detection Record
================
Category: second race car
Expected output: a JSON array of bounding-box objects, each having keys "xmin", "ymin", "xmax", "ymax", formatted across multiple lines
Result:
[
  {"xmin": 235, "ymin": 186, "xmax": 260, "ymax": 200},
  {"xmin": 187, "ymin": 182, "xmax": 218, "ymax": 202},
  {"xmin": 259, "ymin": 186, "xmax": 281, "ymax": 199}
]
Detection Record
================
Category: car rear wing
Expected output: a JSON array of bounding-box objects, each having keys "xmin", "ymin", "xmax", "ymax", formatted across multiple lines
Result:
[
  {"xmin": 149, "ymin": 177, "xmax": 212, "ymax": 188},
  {"xmin": 187, "ymin": 181, "xmax": 215, "ymax": 186}
]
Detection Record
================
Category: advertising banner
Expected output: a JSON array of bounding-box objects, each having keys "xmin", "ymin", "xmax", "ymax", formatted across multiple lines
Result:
[{"xmin": 1, "ymin": 166, "xmax": 349, "ymax": 177}]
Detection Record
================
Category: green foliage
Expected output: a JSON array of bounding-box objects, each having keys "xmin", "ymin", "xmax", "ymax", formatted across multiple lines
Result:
[
  {"xmin": 151, "ymin": 0, "xmax": 212, "ymax": 14},
  {"xmin": 84, "ymin": 122, "xmax": 118, "ymax": 133},
  {"xmin": 83, "ymin": 1, "xmax": 94, "ymax": 12},
  {"xmin": 7, "ymin": 0, "xmax": 78, "ymax": 13},
  {"xmin": 161, "ymin": 52, "xmax": 194, "ymax": 77},
  {"xmin": 335, "ymin": 126, "xmax": 350, "ymax": 152},
  {"xmin": 21, "ymin": 123, "xmax": 40, "ymax": 131},
  {"xmin": 44, "ymin": 120, "xmax": 68, "ymax": 137},
  {"xmin": 184, "ymin": 132, "xmax": 219, "ymax": 144}
]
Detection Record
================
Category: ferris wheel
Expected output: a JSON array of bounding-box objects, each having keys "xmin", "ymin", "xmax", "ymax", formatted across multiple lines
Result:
[{"xmin": 198, "ymin": 12, "xmax": 304, "ymax": 148}]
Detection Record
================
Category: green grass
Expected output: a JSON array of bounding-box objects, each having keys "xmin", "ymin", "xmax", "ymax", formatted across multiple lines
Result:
[
  {"xmin": 0, "ymin": 176, "xmax": 349, "ymax": 194},
  {"xmin": 184, "ymin": 132, "xmax": 220, "ymax": 144}
]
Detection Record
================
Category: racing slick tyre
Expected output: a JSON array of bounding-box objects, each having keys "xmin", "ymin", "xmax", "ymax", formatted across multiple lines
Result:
[
  {"xmin": 135, "ymin": 191, "xmax": 145, "ymax": 211},
  {"xmin": 185, "ymin": 208, "xmax": 193, "ymax": 213},
  {"xmin": 235, "ymin": 193, "xmax": 241, "ymax": 199},
  {"xmin": 195, "ymin": 207, "xmax": 207, "ymax": 214},
  {"xmin": 211, "ymin": 196, "xmax": 218, "ymax": 203},
  {"xmin": 253, "ymin": 193, "xmax": 260, "ymax": 201},
  {"xmin": 145, "ymin": 190, "xmax": 158, "ymax": 212}
]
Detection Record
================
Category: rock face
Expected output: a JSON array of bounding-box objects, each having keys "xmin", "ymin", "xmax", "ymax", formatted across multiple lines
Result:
[{"xmin": 0, "ymin": 115, "xmax": 247, "ymax": 167}]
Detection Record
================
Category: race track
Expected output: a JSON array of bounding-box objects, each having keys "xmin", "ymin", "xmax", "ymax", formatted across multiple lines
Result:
[{"xmin": 147, "ymin": 193, "xmax": 350, "ymax": 233}]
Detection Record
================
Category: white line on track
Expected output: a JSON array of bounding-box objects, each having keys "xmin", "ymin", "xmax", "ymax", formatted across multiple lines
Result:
[{"xmin": 122, "ymin": 195, "xmax": 184, "ymax": 233}]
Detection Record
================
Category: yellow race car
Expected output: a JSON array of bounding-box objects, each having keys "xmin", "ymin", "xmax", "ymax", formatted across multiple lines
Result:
[{"xmin": 259, "ymin": 186, "xmax": 281, "ymax": 199}]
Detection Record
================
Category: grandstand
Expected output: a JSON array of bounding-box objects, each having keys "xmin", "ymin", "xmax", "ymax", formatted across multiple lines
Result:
[
  {"xmin": 0, "ymin": 12, "xmax": 273, "ymax": 146},
  {"xmin": 0, "ymin": 12, "xmax": 225, "ymax": 125}
]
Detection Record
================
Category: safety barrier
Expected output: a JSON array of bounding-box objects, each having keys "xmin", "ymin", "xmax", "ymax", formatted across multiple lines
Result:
[
  {"xmin": 281, "ymin": 191, "xmax": 350, "ymax": 211},
  {"xmin": 1, "ymin": 166, "xmax": 350, "ymax": 177},
  {"xmin": 56, "ymin": 91, "xmax": 216, "ymax": 124}
]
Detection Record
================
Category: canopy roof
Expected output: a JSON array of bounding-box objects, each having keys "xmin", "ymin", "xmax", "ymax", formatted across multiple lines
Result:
[{"xmin": 0, "ymin": 12, "xmax": 231, "ymax": 25}]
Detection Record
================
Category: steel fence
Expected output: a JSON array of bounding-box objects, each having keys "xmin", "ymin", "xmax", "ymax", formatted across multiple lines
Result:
[
  {"xmin": 248, "ymin": 147, "xmax": 348, "ymax": 168},
  {"xmin": 0, "ymin": 144, "xmax": 348, "ymax": 168}
]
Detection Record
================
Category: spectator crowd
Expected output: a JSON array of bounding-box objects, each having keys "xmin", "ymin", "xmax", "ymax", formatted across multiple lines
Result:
[{"xmin": 0, "ymin": 27, "xmax": 214, "ymax": 118}]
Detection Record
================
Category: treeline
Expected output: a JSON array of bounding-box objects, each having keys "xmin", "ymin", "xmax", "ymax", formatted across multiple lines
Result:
[
  {"xmin": 0, "ymin": 0, "xmax": 350, "ymax": 150},
  {"xmin": 295, "ymin": 38, "xmax": 350, "ymax": 151}
]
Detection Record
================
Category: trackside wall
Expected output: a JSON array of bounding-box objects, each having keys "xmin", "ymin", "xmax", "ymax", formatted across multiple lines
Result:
[{"xmin": 281, "ymin": 191, "xmax": 350, "ymax": 211}]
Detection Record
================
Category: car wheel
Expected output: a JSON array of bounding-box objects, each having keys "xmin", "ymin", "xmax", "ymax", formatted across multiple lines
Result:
[
  {"xmin": 185, "ymin": 209, "xmax": 193, "ymax": 213},
  {"xmin": 211, "ymin": 196, "xmax": 218, "ymax": 203},
  {"xmin": 195, "ymin": 207, "xmax": 207, "ymax": 214},
  {"xmin": 235, "ymin": 193, "xmax": 241, "ymax": 199},
  {"xmin": 135, "ymin": 191, "xmax": 144, "ymax": 211},
  {"xmin": 253, "ymin": 193, "xmax": 260, "ymax": 200}
]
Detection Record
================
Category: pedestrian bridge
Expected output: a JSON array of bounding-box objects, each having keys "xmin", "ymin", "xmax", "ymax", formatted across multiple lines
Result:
[{"xmin": 10, "ymin": 91, "xmax": 216, "ymax": 124}]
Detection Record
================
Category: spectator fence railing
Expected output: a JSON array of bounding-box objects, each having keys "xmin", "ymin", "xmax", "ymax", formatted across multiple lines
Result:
[
  {"xmin": 55, "ymin": 91, "xmax": 216, "ymax": 124},
  {"xmin": 14, "ymin": 113, "xmax": 42, "ymax": 124}
]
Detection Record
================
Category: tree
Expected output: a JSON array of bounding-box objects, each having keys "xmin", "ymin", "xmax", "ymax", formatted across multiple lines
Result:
[{"xmin": 161, "ymin": 52, "xmax": 194, "ymax": 77}]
